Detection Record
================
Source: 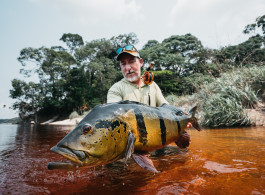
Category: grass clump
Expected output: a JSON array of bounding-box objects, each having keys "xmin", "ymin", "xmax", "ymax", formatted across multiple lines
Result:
[
  {"xmin": 198, "ymin": 67, "xmax": 261, "ymax": 127},
  {"xmin": 202, "ymin": 94, "xmax": 250, "ymax": 127},
  {"xmin": 168, "ymin": 66, "xmax": 264, "ymax": 128}
]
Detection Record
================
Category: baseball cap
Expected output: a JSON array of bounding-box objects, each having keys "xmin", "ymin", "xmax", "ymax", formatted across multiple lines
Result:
[{"xmin": 116, "ymin": 45, "xmax": 141, "ymax": 61}]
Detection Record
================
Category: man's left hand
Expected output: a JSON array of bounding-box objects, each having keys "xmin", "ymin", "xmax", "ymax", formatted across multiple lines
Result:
[{"xmin": 186, "ymin": 122, "xmax": 192, "ymax": 129}]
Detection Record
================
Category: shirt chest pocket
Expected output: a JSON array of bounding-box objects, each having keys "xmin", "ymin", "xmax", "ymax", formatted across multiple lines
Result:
[{"xmin": 141, "ymin": 87, "xmax": 153, "ymax": 106}]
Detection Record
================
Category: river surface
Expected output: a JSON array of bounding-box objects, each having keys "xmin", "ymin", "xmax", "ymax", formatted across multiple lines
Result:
[{"xmin": 0, "ymin": 124, "xmax": 264, "ymax": 194}]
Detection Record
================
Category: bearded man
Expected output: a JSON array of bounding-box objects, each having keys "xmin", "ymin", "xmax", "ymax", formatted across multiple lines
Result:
[{"xmin": 107, "ymin": 45, "xmax": 168, "ymax": 106}]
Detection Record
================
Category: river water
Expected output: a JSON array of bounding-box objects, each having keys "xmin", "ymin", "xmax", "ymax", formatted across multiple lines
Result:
[{"xmin": 0, "ymin": 124, "xmax": 264, "ymax": 194}]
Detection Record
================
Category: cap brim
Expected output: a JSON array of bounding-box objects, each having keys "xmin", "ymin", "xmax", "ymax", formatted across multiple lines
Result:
[{"xmin": 116, "ymin": 51, "xmax": 140, "ymax": 61}]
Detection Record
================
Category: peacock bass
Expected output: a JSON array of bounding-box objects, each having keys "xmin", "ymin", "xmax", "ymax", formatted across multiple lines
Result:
[{"xmin": 48, "ymin": 101, "xmax": 201, "ymax": 173}]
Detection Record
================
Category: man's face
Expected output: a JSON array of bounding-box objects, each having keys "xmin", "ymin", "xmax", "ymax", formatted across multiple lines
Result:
[{"xmin": 119, "ymin": 53, "xmax": 143, "ymax": 83}]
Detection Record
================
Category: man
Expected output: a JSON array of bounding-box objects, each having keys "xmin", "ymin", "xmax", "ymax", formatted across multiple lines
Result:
[
  {"xmin": 107, "ymin": 45, "xmax": 168, "ymax": 107},
  {"xmin": 107, "ymin": 45, "xmax": 192, "ymax": 148}
]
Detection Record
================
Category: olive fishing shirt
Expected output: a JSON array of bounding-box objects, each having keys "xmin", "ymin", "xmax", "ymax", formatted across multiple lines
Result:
[{"xmin": 107, "ymin": 78, "xmax": 168, "ymax": 107}]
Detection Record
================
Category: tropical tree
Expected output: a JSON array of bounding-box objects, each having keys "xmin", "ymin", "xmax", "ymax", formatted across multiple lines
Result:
[
  {"xmin": 75, "ymin": 38, "xmax": 118, "ymax": 105},
  {"xmin": 110, "ymin": 32, "xmax": 139, "ymax": 48},
  {"xmin": 140, "ymin": 33, "xmax": 203, "ymax": 77},
  {"xmin": 214, "ymin": 15, "xmax": 265, "ymax": 66},
  {"xmin": 14, "ymin": 41, "xmax": 78, "ymax": 121},
  {"xmin": 243, "ymin": 15, "xmax": 265, "ymax": 36},
  {"xmin": 10, "ymin": 79, "xmax": 43, "ymax": 123},
  {"xmin": 60, "ymin": 33, "xmax": 84, "ymax": 55}
]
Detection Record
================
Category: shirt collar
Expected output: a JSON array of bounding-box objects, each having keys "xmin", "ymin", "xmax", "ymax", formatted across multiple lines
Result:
[{"xmin": 121, "ymin": 78, "xmax": 147, "ymax": 88}]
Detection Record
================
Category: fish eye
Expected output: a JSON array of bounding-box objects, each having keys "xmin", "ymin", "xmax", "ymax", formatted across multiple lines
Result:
[{"xmin": 82, "ymin": 124, "xmax": 92, "ymax": 134}]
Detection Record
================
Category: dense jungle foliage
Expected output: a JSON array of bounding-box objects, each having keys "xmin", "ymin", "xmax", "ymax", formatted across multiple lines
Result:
[{"xmin": 10, "ymin": 15, "xmax": 265, "ymax": 126}]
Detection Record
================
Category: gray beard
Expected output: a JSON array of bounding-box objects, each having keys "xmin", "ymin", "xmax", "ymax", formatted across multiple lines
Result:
[{"xmin": 123, "ymin": 72, "xmax": 140, "ymax": 82}]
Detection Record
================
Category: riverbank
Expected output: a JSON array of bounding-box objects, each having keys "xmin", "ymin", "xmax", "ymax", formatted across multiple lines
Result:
[
  {"xmin": 40, "ymin": 117, "xmax": 83, "ymax": 126},
  {"xmin": 246, "ymin": 103, "xmax": 265, "ymax": 126}
]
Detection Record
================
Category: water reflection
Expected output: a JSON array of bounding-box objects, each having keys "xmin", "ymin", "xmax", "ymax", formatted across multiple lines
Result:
[
  {"xmin": 0, "ymin": 124, "xmax": 264, "ymax": 194},
  {"xmin": 203, "ymin": 160, "xmax": 256, "ymax": 173},
  {"xmin": 0, "ymin": 124, "xmax": 18, "ymax": 158}
]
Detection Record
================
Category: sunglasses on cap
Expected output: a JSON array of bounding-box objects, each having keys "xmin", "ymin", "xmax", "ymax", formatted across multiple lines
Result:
[{"xmin": 116, "ymin": 45, "xmax": 138, "ymax": 55}]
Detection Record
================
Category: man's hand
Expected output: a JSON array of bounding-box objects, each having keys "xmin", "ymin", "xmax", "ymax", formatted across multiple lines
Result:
[
  {"xmin": 186, "ymin": 122, "xmax": 192, "ymax": 129},
  {"xmin": 184, "ymin": 112, "xmax": 193, "ymax": 129}
]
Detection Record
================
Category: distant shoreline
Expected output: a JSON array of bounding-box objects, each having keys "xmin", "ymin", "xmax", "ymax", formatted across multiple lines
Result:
[{"xmin": 0, "ymin": 117, "xmax": 21, "ymax": 124}]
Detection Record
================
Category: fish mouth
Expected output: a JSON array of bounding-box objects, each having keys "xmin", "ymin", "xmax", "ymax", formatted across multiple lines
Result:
[
  {"xmin": 49, "ymin": 146, "xmax": 87, "ymax": 166},
  {"xmin": 48, "ymin": 145, "xmax": 101, "ymax": 170}
]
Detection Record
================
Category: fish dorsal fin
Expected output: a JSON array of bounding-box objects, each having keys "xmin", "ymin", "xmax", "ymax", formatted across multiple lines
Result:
[
  {"xmin": 132, "ymin": 154, "xmax": 159, "ymax": 173},
  {"xmin": 117, "ymin": 109, "xmax": 136, "ymax": 124},
  {"xmin": 189, "ymin": 106, "xmax": 197, "ymax": 117},
  {"xmin": 118, "ymin": 100, "xmax": 146, "ymax": 105},
  {"xmin": 160, "ymin": 104, "xmax": 185, "ymax": 116}
]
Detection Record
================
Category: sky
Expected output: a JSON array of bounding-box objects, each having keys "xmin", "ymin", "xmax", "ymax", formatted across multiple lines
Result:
[{"xmin": 0, "ymin": 0, "xmax": 264, "ymax": 119}]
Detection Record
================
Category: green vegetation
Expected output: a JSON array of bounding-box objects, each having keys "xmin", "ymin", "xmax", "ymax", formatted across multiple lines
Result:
[
  {"xmin": 0, "ymin": 118, "xmax": 22, "ymax": 124},
  {"xmin": 10, "ymin": 15, "xmax": 265, "ymax": 126},
  {"xmin": 172, "ymin": 66, "xmax": 265, "ymax": 127},
  {"xmin": 0, "ymin": 119, "xmax": 8, "ymax": 123}
]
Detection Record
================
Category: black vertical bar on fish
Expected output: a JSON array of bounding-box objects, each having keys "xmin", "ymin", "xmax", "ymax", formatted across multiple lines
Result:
[
  {"xmin": 155, "ymin": 111, "xmax": 166, "ymax": 145},
  {"xmin": 177, "ymin": 121, "xmax": 181, "ymax": 134},
  {"xmin": 134, "ymin": 108, "xmax": 148, "ymax": 145}
]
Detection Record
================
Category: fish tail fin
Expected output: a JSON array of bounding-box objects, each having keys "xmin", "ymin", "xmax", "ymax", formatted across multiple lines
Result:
[{"xmin": 189, "ymin": 106, "xmax": 201, "ymax": 131}]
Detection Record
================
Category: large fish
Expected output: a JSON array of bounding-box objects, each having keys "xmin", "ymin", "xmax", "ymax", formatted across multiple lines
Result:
[{"xmin": 48, "ymin": 101, "xmax": 201, "ymax": 173}]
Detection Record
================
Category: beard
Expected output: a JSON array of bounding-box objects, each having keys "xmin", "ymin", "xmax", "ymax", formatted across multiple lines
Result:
[{"xmin": 123, "ymin": 70, "xmax": 141, "ymax": 82}]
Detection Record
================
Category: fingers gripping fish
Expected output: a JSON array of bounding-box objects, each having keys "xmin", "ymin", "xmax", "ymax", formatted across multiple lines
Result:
[{"xmin": 48, "ymin": 101, "xmax": 201, "ymax": 173}]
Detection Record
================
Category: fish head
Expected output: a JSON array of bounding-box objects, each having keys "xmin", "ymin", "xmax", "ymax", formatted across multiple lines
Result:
[{"xmin": 49, "ymin": 118, "xmax": 129, "ymax": 169}]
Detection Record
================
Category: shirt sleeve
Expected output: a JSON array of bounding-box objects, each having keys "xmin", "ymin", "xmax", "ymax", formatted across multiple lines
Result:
[
  {"xmin": 107, "ymin": 83, "xmax": 123, "ymax": 103},
  {"xmin": 154, "ymin": 82, "xmax": 169, "ymax": 106}
]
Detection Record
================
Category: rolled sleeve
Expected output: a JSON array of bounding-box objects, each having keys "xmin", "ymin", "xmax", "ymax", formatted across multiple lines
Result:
[{"xmin": 154, "ymin": 83, "xmax": 168, "ymax": 106}]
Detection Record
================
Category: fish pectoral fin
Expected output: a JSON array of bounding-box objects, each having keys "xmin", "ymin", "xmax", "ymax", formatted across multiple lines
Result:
[
  {"xmin": 124, "ymin": 132, "xmax": 136, "ymax": 165},
  {"xmin": 132, "ymin": 154, "xmax": 159, "ymax": 173}
]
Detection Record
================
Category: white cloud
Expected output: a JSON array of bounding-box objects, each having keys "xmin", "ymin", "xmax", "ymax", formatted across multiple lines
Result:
[
  {"xmin": 30, "ymin": 0, "xmax": 144, "ymax": 24},
  {"xmin": 168, "ymin": 0, "xmax": 265, "ymax": 48}
]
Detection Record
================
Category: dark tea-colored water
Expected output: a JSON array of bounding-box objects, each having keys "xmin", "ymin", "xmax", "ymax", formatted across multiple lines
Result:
[{"xmin": 0, "ymin": 124, "xmax": 264, "ymax": 194}]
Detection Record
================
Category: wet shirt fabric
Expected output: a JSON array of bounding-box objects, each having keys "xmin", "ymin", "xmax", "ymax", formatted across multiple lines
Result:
[{"xmin": 107, "ymin": 78, "xmax": 168, "ymax": 107}]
